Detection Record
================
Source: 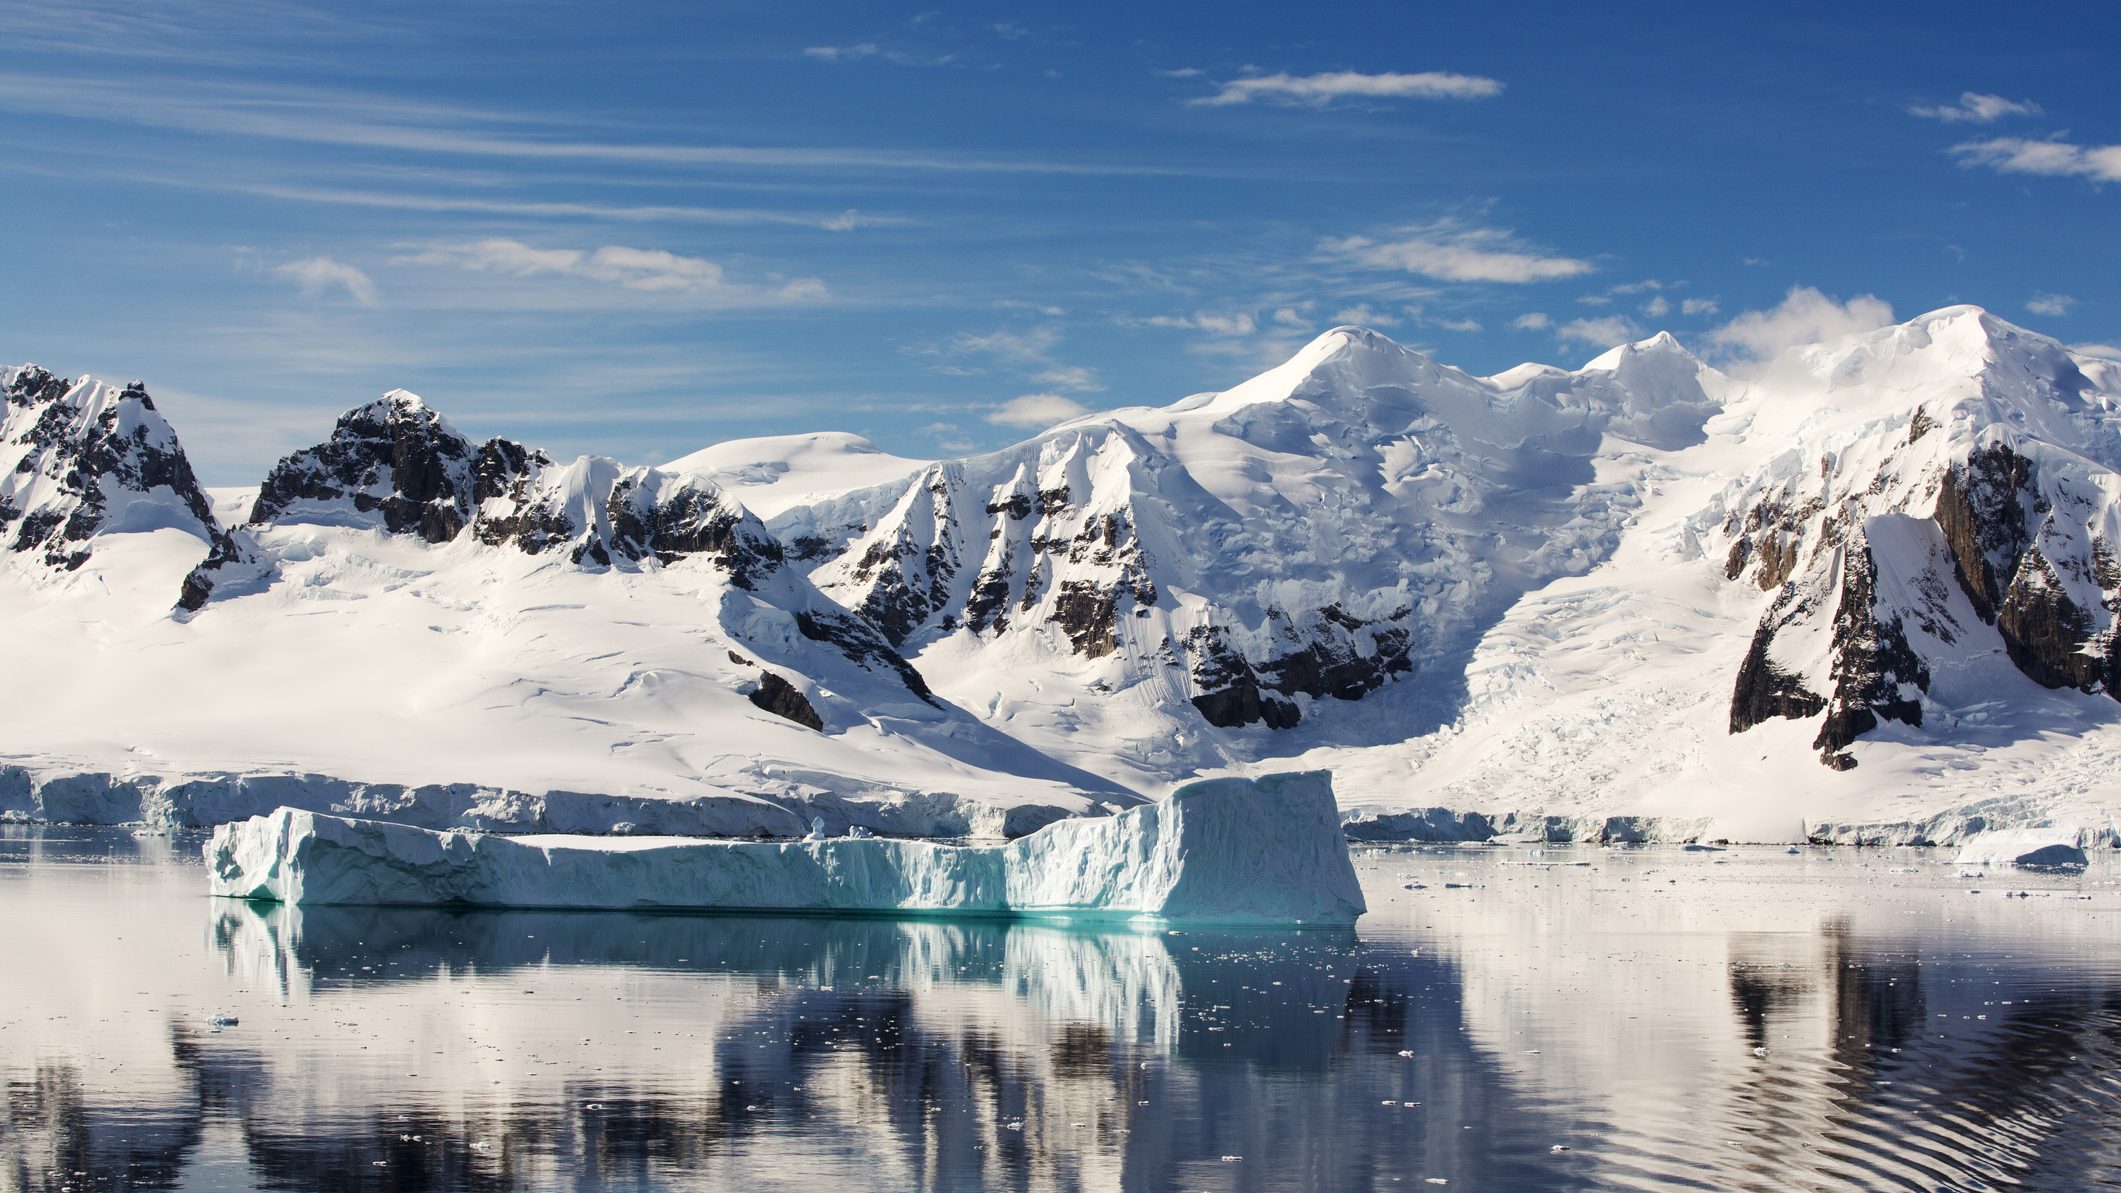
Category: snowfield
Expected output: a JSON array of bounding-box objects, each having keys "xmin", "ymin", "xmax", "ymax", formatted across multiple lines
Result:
[{"xmin": 6, "ymin": 309, "xmax": 2121, "ymax": 845}]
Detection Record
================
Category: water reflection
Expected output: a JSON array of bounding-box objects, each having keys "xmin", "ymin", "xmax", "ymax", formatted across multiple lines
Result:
[{"xmin": 1, "ymin": 841, "xmax": 2117, "ymax": 1190}]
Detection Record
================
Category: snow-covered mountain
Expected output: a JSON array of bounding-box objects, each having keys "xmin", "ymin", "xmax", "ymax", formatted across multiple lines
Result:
[
  {"xmin": 770, "ymin": 327, "xmax": 1727, "ymax": 790},
  {"xmin": 5, "ymin": 307, "xmax": 2120, "ymax": 843},
  {"xmin": 1, "ymin": 383, "xmax": 1130, "ymax": 836}
]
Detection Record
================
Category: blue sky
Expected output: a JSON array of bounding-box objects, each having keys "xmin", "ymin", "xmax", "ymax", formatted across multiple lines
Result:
[{"xmin": 2, "ymin": 0, "xmax": 2117, "ymax": 482}]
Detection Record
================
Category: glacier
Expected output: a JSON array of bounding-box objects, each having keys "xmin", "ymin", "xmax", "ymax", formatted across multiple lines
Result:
[{"xmin": 204, "ymin": 771, "xmax": 1368, "ymax": 925}]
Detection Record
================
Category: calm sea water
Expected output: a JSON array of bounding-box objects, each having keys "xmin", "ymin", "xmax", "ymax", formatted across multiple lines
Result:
[{"xmin": 1, "ymin": 827, "xmax": 2116, "ymax": 1192}]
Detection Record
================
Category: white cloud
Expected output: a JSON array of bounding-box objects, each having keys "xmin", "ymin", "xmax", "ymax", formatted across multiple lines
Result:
[
  {"xmin": 2026, "ymin": 293, "xmax": 2076, "ymax": 317},
  {"xmin": 803, "ymin": 42, "xmax": 954, "ymax": 66},
  {"xmin": 1032, "ymin": 365, "xmax": 1106, "ymax": 392},
  {"xmin": 1144, "ymin": 311, "xmax": 1257, "ymax": 335},
  {"xmin": 1681, "ymin": 297, "xmax": 1720, "ymax": 316},
  {"xmin": 1433, "ymin": 315, "xmax": 1482, "ymax": 333},
  {"xmin": 272, "ymin": 256, "xmax": 379, "ymax": 306},
  {"xmin": 1272, "ymin": 306, "xmax": 1312, "ymax": 327},
  {"xmin": 1330, "ymin": 304, "xmax": 1399, "ymax": 328},
  {"xmin": 987, "ymin": 392, "xmax": 1088, "ymax": 427},
  {"xmin": 932, "ymin": 326, "xmax": 1103, "ymax": 392},
  {"xmin": 1951, "ymin": 136, "xmax": 2121, "ymax": 182},
  {"xmin": 1557, "ymin": 315, "xmax": 1635, "ymax": 348},
  {"xmin": 947, "ymin": 326, "xmax": 1060, "ymax": 363},
  {"xmin": 804, "ymin": 43, "xmax": 880, "ymax": 60},
  {"xmin": 1324, "ymin": 220, "xmax": 1591, "ymax": 284},
  {"xmin": 1910, "ymin": 92, "xmax": 2041, "ymax": 123},
  {"xmin": 1511, "ymin": 312, "xmax": 1550, "ymax": 330},
  {"xmin": 1191, "ymin": 69, "xmax": 1502, "ymax": 107},
  {"xmin": 1643, "ymin": 296, "xmax": 1671, "ymax": 318},
  {"xmin": 399, "ymin": 238, "xmax": 824, "ymax": 302},
  {"xmin": 1709, "ymin": 286, "xmax": 1895, "ymax": 362}
]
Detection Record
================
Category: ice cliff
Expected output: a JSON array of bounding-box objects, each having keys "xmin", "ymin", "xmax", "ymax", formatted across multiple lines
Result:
[{"xmin": 205, "ymin": 771, "xmax": 1366, "ymax": 925}]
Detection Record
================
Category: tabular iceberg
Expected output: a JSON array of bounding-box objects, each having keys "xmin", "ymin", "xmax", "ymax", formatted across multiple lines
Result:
[
  {"xmin": 205, "ymin": 771, "xmax": 1366, "ymax": 925},
  {"xmin": 1951, "ymin": 829, "xmax": 2091, "ymax": 871}
]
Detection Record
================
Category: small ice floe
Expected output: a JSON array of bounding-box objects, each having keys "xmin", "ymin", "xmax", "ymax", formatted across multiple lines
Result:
[
  {"xmin": 1785, "ymin": 846, "xmax": 1801, "ymax": 855},
  {"xmin": 1751, "ymin": 1046, "xmax": 1769, "ymax": 1057},
  {"xmin": 1682, "ymin": 843, "xmax": 1724, "ymax": 853},
  {"xmin": 1550, "ymin": 1145, "xmax": 1570, "ymax": 1153},
  {"xmin": 207, "ymin": 1013, "xmax": 239, "ymax": 1029},
  {"xmin": 1397, "ymin": 1050, "xmax": 1416, "ymax": 1058},
  {"xmin": 1220, "ymin": 1155, "xmax": 1243, "ymax": 1163},
  {"xmin": 470, "ymin": 1141, "xmax": 493, "ymax": 1153}
]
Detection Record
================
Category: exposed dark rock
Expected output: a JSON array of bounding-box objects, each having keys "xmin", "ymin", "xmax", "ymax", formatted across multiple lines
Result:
[
  {"xmin": 795, "ymin": 610, "xmax": 937, "ymax": 705},
  {"xmin": 1052, "ymin": 580, "xmax": 1119, "ymax": 657},
  {"xmin": 1933, "ymin": 443, "xmax": 2037, "ymax": 623},
  {"xmin": 1996, "ymin": 546, "xmax": 2101, "ymax": 690},
  {"xmin": 1185, "ymin": 624, "xmax": 1301, "ymax": 729},
  {"xmin": 1810, "ymin": 544, "xmax": 1928, "ymax": 764},
  {"xmin": 1, "ymin": 371, "xmax": 233, "ymax": 579},
  {"xmin": 1728, "ymin": 616, "xmax": 1827, "ymax": 735},
  {"xmin": 250, "ymin": 392, "xmax": 483, "ymax": 543},
  {"xmin": 748, "ymin": 672, "xmax": 823, "ymax": 730}
]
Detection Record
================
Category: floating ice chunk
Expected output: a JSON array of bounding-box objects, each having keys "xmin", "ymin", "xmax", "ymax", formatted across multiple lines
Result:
[
  {"xmin": 806, "ymin": 817, "xmax": 826, "ymax": 841},
  {"xmin": 207, "ymin": 1012, "xmax": 238, "ymax": 1029},
  {"xmin": 1953, "ymin": 830, "xmax": 2090, "ymax": 872},
  {"xmin": 204, "ymin": 771, "xmax": 1366, "ymax": 925}
]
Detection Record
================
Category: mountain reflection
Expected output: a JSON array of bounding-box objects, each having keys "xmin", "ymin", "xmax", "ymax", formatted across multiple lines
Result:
[{"xmin": 5, "ymin": 866, "xmax": 2119, "ymax": 1191}]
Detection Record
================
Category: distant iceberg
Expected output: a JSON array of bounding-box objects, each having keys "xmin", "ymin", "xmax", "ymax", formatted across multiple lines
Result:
[
  {"xmin": 205, "ymin": 771, "xmax": 1366, "ymax": 925},
  {"xmin": 1952, "ymin": 829, "xmax": 2090, "ymax": 872}
]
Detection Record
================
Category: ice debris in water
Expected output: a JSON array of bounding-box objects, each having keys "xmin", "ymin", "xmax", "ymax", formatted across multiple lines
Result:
[{"xmin": 207, "ymin": 1013, "xmax": 238, "ymax": 1029}]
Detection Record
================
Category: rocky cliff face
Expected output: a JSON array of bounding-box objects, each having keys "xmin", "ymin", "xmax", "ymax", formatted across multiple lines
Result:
[
  {"xmin": 0, "ymin": 365, "xmax": 250, "ymax": 586},
  {"xmin": 1719, "ymin": 310, "xmax": 2121, "ymax": 766}
]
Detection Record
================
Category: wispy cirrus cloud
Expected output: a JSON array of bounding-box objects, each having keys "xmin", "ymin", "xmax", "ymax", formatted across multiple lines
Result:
[
  {"xmin": 398, "ymin": 238, "xmax": 827, "ymax": 302},
  {"xmin": 803, "ymin": 42, "xmax": 956, "ymax": 66},
  {"xmin": 924, "ymin": 326, "xmax": 1105, "ymax": 392},
  {"xmin": 1139, "ymin": 310, "xmax": 1258, "ymax": 336},
  {"xmin": 1910, "ymin": 92, "xmax": 2040, "ymax": 123},
  {"xmin": 0, "ymin": 74, "xmax": 1194, "ymax": 178},
  {"xmin": 271, "ymin": 255, "xmax": 379, "ymax": 305},
  {"xmin": 1323, "ymin": 220, "xmax": 1592, "ymax": 284},
  {"xmin": 1188, "ymin": 69, "xmax": 1502, "ymax": 107},
  {"xmin": 1950, "ymin": 136, "xmax": 2121, "ymax": 182}
]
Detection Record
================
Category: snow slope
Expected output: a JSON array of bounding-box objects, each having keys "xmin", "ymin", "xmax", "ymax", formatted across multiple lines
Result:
[{"xmin": 663, "ymin": 432, "xmax": 928, "ymax": 519}]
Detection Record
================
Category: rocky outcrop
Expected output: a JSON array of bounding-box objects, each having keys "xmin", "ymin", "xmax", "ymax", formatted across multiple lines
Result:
[
  {"xmin": 748, "ymin": 671, "xmax": 824, "ymax": 730},
  {"xmin": 1933, "ymin": 442, "xmax": 2118, "ymax": 695},
  {"xmin": 0, "ymin": 366, "xmax": 249, "ymax": 590},
  {"xmin": 250, "ymin": 391, "xmax": 506, "ymax": 543},
  {"xmin": 1721, "ymin": 309, "xmax": 2121, "ymax": 766}
]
